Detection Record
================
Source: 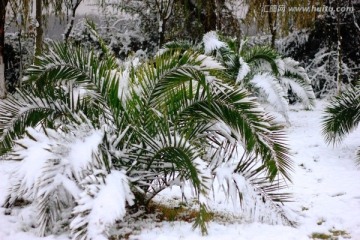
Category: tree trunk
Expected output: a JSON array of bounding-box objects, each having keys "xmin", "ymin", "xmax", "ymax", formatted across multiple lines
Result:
[
  {"xmin": 336, "ymin": 1, "xmax": 343, "ymax": 95},
  {"xmin": 0, "ymin": 0, "xmax": 9, "ymax": 99},
  {"xmin": 267, "ymin": 0, "xmax": 278, "ymax": 48},
  {"xmin": 159, "ymin": 19, "xmax": 166, "ymax": 47},
  {"xmin": 64, "ymin": 0, "xmax": 82, "ymax": 42},
  {"xmin": 35, "ymin": 0, "xmax": 43, "ymax": 58}
]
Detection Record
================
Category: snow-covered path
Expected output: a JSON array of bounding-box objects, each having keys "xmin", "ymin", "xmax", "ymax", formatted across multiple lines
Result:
[{"xmin": 0, "ymin": 100, "xmax": 359, "ymax": 240}]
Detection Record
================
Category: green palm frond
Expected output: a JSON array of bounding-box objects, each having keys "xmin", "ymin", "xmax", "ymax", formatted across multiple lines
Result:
[
  {"xmin": 0, "ymin": 81, "xmax": 107, "ymax": 157},
  {"xmin": 127, "ymin": 123, "xmax": 209, "ymax": 197},
  {"xmin": 126, "ymin": 124, "xmax": 211, "ymax": 234},
  {"xmin": 242, "ymin": 45, "xmax": 280, "ymax": 76},
  {"xmin": 174, "ymin": 87, "xmax": 292, "ymax": 181},
  {"xmin": 162, "ymin": 40, "xmax": 199, "ymax": 52},
  {"xmin": 135, "ymin": 50, "xmax": 292, "ymax": 182},
  {"xmin": 25, "ymin": 42, "xmax": 126, "ymax": 116},
  {"xmin": 322, "ymin": 86, "xmax": 360, "ymax": 144}
]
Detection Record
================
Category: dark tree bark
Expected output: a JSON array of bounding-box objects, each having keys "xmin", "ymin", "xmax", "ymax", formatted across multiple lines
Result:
[
  {"xmin": 35, "ymin": 0, "xmax": 43, "ymax": 58},
  {"xmin": 267, "ymin": 0, "xmax": 278, "ymax": 48},
  {"xmin": 0, "ymin": 0, "xmax": 9, "ymax": 98}
]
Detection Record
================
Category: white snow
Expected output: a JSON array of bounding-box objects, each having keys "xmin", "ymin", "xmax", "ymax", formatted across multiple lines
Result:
[
  {"xmin": 236, "ymin": 57, "xmax": 250, "ymax": 83},
  {"xmin": 67, "ymin": 128, "xmax": 104, "ymax": 178},
  {"xmin": 71, "ymin": 170, "xmax": 134, "ymax": 239},
  {"xmin": 224, "ymin": 0, "xmax": 249, "ymax": 20},
  {"xmin": 1, "ymin": 100, "xmax": 360, "ymax": 239},
  {"xmin": 203, "ymin": 31, "xmax": 226, "ymax": 55},
  {"xmin": 250, "ymin": 73, "xmax": 289, "ymax": 122}
]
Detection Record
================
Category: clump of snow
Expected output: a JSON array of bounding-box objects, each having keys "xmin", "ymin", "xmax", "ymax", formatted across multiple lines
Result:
[
  {"xmin": 71, "ymin": 170, "xmax": 134, "ymax": 239},
  {"xmin": 196, "ymin": 55, "xmax": 225, "ymax": 71},
  {"xmin": 67, "ymin": 127, "xmax": 104, "ymax": 179},
  {"xmin": 203, "ymin": 31, "xmax": 226, "ymax": 55},
  {"xmin": 236, "ymin": 57, "xmax": 250, "ymax": 83}
]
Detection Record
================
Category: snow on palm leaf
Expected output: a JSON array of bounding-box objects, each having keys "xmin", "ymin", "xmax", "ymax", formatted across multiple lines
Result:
[
  {"xmin": 250, "ymin": 73, "xmax": 289, "ymax": 122},
  {"xmin": 192, "ymin": 32, "xmax": 316, "ymax": 121},
  {"xmin": 280, "ymin": 58, "xmax": 315, "ymax": 109},
  {"xmin": 71, "ymin": 170, "xmax": 134, "ymax": 240},
  {"xmin": 203, "ymin": 31, "xmax": 226, "ymax": 54},
  {"xmin": 1, "ymin": 40, "xmax": 294, "ymax": 237},
  {"xmin": 3, "ymin": 123, "xmax": 134, "ymax": 238},
  {"xmin": 236, "ymin": 57, "xmax": 250, "ymax": 84}
]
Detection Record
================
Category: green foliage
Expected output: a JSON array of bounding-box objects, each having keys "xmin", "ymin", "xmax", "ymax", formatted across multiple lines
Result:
[
  {"xmin": 322, "ymin": 85, "xmax": 360, "ymax": 163},
  {"xmin": 1, "ymin": 39, "xmax": 294, "ymax": 237}
]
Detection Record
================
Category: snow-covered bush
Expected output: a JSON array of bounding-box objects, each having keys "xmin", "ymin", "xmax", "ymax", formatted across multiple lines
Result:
[
  {"xmin": 305, "ymin": 47, "xmax": 355, "ymax": 97},
  {"xmin": 1, "ymin": 40, "xmax": 294, "ymax": 237},
  {"xmin": 3, "ymin": 124, "xmax": 134, "ymax": 238},
  {"xmin": 4, "ymin": 33, "xmax": 35, "ymax": 92},
  {"xmin": 70, "ymin": 16, "xmax": 152, "ymax": 60},
  {"xmin": 164, "ymin": 31, "xmax": 315, "ymax": 122}
]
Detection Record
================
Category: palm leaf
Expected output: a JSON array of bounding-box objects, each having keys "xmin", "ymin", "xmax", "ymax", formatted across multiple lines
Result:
[
  {"xmin": 281, "ymin": 57, "xmax": 315, "ymax": 109},
  {"xmin": 215, "ymin": 153, "xmax": 295, "ymax": 226},
  {"xmin": 174, "ymin": 87, "xmax": 292, "ymax": 182},
  {"xmin": 25, "ymin": 42, "xmax": 126, "ymax": 117},
  {"xmin": 242, "ymin": 45, "xmax": 280, "ymax": 76},
  {"xmin": 322, "ymin": 86, "xmax": 360, "ymax": 144}
]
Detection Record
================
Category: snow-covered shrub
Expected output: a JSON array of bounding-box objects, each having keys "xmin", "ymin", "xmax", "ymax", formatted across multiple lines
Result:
[
  {"xmin": 163, "ymin": 31, "xmax": 315, "ymax": 122},
  {"xmin": 4, "ymin": 33, "xmax": 35, "ymax": 92},
  {"xmin": 2, "ymin": 123, "xmax": 134, "ymax": 238},
  {"xmin": 305, "ymin": 47, "xmax": 355, "ymax": 97},
  {"xmin": 70, "ymin": 16, "xmax": 152, "ymax": 60},
  {"xmin": 1, "ymin": 40, "xmax": 294, "ymax": 237}
]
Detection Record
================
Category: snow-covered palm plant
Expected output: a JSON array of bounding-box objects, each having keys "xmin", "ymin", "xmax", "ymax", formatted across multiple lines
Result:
[
  {"xmin": 322, "ymin": 84, "xmax": 360, "ymax": 163},
  {"xmin": 164, "ymin": 31, "xmax": 315, "ymax": 122},
  {"xmin": 1, "ymin": 41, "xmax": 294, "ymax": 238}
]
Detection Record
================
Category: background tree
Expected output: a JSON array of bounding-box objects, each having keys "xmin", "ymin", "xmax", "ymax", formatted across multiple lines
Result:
[
  {"xmin": 0, "ymin": 0, "xmax": 9, "ymax": 98},
  {"xmin": 284, "ymin": 0, "xmax": 360, "ymax": 97},
  {"xmin": 245, "ymin": 0, "xmax": 325, "ymax": 47},
  {"xmin": 35, "ymin": 0, "xmax": 42, "ymax": 57},
  {"xmin": 63, "ymin": 0, "xmax": 83, "ymax": 42},
  {"xmin": 2, "ymin": 0, "xmax": 82, "ymax": 90}
]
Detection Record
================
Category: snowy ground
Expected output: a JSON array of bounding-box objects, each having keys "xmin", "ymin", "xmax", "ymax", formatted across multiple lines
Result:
[{"xmin": 1, "ymin": 99, "xmax": 360, "ymax": 240}]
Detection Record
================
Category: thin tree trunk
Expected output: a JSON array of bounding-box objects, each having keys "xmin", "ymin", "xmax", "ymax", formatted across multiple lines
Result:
[
  {"xmin": 0, "ymin": 0, "xmax": 9, "ymax": 99},
  {"xmin": 155, "ymin": 0, "xmax": 174, "ymax": 47},
  {"xmin": 336, "ymin": 1, "xmax": 343, "ymax": 95},
  {"xmin": 64, "ymin": 0, "xmax": 82, "ymax": 42},
  {"xmin": 35, "ymin": 0, "xmax": 43, "ymax": 58},
  {"xmin": 159, "ymin": 19, "xmax": 166, "ymax": 47},
  {"xmin": 18, "ymin": 27, "xmax": 23, "ymax": 88},
  {"xmin": 267, "ymin": 0, "xmax": 278, "ymax": 48}
]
